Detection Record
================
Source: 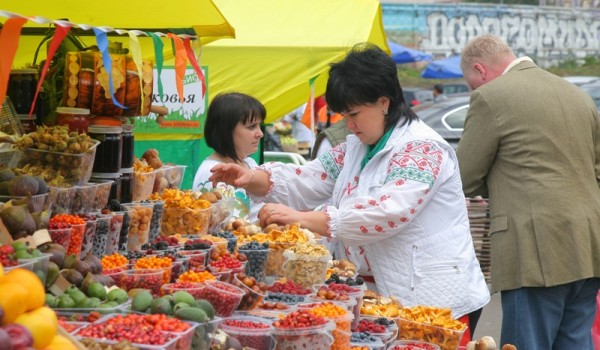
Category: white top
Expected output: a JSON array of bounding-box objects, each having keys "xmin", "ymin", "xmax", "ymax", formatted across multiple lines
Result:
[
  {"xmin": 254, "ymin": 120, "xmax": 490, "ymax": 318},
  {"xmin": 192, "ymin": 157, "xmax": 263, "ymax": 222}
]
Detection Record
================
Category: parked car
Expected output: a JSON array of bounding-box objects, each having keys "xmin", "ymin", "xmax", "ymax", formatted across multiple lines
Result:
[
  {"xmin": 413, "ymin": 94, "xmax": 471, "ymax": 148},
  {"xmin": 578, "ymin": 82, "xmax": 600, "ymax": 112},
  {"xmin": 564, "ymin": 76, "xmax": 600, "ymax": 86},
  {"xmin": 403, "ymin": 87, "xmax": 433, "ymax": 107},
  {"xmin": 440, "ymin": 82, "xmax": 470, "ymax": 95}
]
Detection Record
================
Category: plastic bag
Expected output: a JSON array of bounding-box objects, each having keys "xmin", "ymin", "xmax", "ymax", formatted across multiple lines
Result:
[{"xmin": 593, "ymin": 290, "xmax": 600, "ymax": 350}]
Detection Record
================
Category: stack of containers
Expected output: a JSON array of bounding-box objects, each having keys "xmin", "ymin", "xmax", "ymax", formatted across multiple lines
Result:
[{"xmin": 88, "ymin": 125, "xmax": 123, "ymax": 203}]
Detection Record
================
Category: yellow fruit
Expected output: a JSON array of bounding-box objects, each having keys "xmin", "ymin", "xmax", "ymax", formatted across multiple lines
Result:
[
  {"xmin": 14, "ymin": 306, "xmax": 58, "ymax": 349},
  {"xmin": 0, "ymin": 282, "xmax": 28, "ymax": 324},
  {"xmin": 43, "ymin": 334, "xmax": 77, "ymax": 350},
  {"xmin": 0, "ymin": 268, "xmax": 45, "ymax": 311}
]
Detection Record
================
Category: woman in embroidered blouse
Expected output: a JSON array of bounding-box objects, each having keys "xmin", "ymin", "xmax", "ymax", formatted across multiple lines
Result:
[
  {"xmin": 192, "ymin": 92, "xmax": 265, "ymax": 222},
  {"xmin": 210, "ymin": 44, "xmax": 489, "ymax": 335}
]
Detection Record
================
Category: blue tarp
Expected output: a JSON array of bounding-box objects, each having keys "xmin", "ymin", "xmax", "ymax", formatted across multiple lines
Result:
[
  {"xmin": 421, "ymin": 56, "xmax": 464, "ymax": 79},
  {"xmin": 388, "ymin": 39, "xmax": 432, "ymax": 64}
]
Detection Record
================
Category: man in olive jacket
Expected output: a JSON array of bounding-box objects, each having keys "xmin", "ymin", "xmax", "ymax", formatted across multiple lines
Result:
[{"xmin": 457, "ymin": 34, "xmax": 600, "ymax": 349}]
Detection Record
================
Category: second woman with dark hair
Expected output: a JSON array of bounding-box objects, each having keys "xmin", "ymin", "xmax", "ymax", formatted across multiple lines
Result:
[
  {"xmin": 192, "ymin": 92, "xmax": 266, "ymax": 221},
  {"xmin": 210, "ymin": 44, "xmax": 489, "ymax": 337}
]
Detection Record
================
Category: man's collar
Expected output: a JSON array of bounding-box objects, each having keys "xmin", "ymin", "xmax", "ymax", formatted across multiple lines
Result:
[{"xmin": 502, "ymin": 56, "xmax": 534, "ymax": 75}]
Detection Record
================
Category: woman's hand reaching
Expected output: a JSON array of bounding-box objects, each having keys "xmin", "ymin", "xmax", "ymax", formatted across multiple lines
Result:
[
  {"xmin": 259, "ymin": 203, "xmax": 302, "ymax": 228},
  {"xmin": 209, "ymin": 163, "xmax": 251, "ymax": 188}
]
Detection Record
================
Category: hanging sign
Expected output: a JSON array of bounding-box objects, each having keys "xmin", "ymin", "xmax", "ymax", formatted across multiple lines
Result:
[{"xmin": 132, "ymin": 66, "xmax": 207, "ymax": 134}]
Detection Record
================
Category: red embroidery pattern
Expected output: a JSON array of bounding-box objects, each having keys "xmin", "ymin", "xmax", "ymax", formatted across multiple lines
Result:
[
  {"xmin": 360, "ymin": 226, "xmax": 368, "ymax": 233},
  {"xmin": 418, "ymin": 198, "xmax": 423, "ymax": 205},
  {"xmin": 295, "ymin": 168, "xmax": 301, "ymax": 175},
  {"xmin": 400, "ymin": 217, "xmax": 409, "ymax": 222},
  {"xmin": 380, "ymin": 195, "xmax": 390, "ymax": 202},
  {"xmin": 374, "ymin": 225, "xmax": 384, "ymax": 233},
  {"xmin": 410, "ymin": 208, "xmax": 417, "ymax": 214},
  {"xmin": 320, "ymin": 173, "xmax": 327, "ymax": 180},
  {"xmin": 395, "ymin": 179, "xmax": 405, "ymax": 186},
  {"xmin": 387, "ymin": 221, "xmax": 397, "ymax": 228},
  {"xmin": 354, "ymin": 204, "xmax": 366, "ymax": 209},
  {"xmin": 368, "ymin": 200, "xmax": 378, "ymax": 206}
]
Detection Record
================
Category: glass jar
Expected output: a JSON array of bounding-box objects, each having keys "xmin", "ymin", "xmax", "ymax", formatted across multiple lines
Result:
[
  {"xmin": 55, "ymin": 107, "xmax": 90, "ymax": 134},
  {"xmin": 7, "ymin": 69, "xmax": 38, "ymax": 115},
  {"xmin": 119, "ymin": 170, "xmax": 133, "ymax": 204},
  {"xmin": 121, "ymin": 124, "xmax": 134, "ymax": 169},
  {"xmin": 88, "ymin": 126, "xmax": 123, "ymax": 174}
]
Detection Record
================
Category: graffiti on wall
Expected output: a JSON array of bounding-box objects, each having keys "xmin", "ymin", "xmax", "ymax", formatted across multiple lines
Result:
[{"xmin": 383, "ymin": 4, "xmax": 600, "ymax": 66}]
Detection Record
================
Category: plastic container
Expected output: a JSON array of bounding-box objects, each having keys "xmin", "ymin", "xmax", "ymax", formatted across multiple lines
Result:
[
  {"xmin": 178, "ymin": 249, "xmax": 209, "ymax": 272},
  {"xmin": 388, "ymin": 340, "xmax": 442, "ymax": 350},
  {"xmin": 92, "ymin": 214, "xmax": 111, "ymax": 258},
  {"xmin": 350, "ymin": 336, "xmax": 385, "ymax": 350},
  {"xmin": 209, "ymin": 197, "xmax": 235, "ymax": 233},
  {"xmin": 66, "ymin": 223, "xmax": 86, "ymax": 258},
  {"xmin": 161, "ymin": 207, "xmax": 212, "ymax": 236},
  {"xmin": 0, "ymin": 194, "xmax": 47, "ymax": 212},
  {"xmin": 164, "ymin": 165, "xmax": 186, "ymax": 190},
  {"xmin": 147, "ymin": 200, "xmax": 164, "ymax": 242},
  {"xmin": 208, "ymin": 266, "xmax": 232, "ymax": 283},
  {"xmin": 200, "ymin": 280, "xmax": 245, "ymax": 317},
  {"xmin": 272, "ymin": 319, "xmax": 335, "ymax": 350},
  {"xmin": 123, "ymin": 202, "xmax": 154, "ymax": 251},
  {"xmin": 282, "ymin": 250, "xmax": 332, "ymax": 288},
  {"xmin": 19, "ymin": 253, "xmax": 51, "ymax": 284},
  {"xmin": 396, "ymin": 318, "xmax": 466, "ymax": 350},
  {"xmin": 238, "ymin": 248, "xmax": 269, "ymax": 282},
  {"xmin": 161, "ymin": 282, "xmax": 206, "ymax": 299},
  {"xmin": 55, "ymin": 107, "xmax": 90, "ymax": 134},
  {"xmin": 54, "ymin": 301, "xmax": 131, "ymax": 315},
  {"xmin": 133, "ymin": 170, "xmax": 157, "ymax": 201},
  {"xmin": 356, "ymin": 316, "xmax": 398, "ymax": 346},
  {"xmin": 117, "ymin": 210, "xmax": 131, "ymax": 252},
  {"xmin": 4, "ymin": 258, "xmax": 36, "ymax": 273},
  {"xmin": 91, "ymin": 180, "xmax": 113, "ymax": 211},
  {"xmin": 231, "ymin": 274, "xmax": 266, "ymax": 311},
  {"xmin": 121, "ymin": 268, "xmax": 164, "ymax": 296},
  {"xmin": 266, "ymin": 241, "xmax": 295, "ymax": 277},
  {"xmin": 169, "ymin": 258, "xmax": 188, "ymax": 283},
  {"xmin": 46, "ymin": 186, "xmax": 77, "ymax": 214},
  {"xmin": 79, "ymin": 217, "xmax": 97, "ymax": 258},
  {"xmin": 19, "ymin": 139, "xmax": 99, "ymax": 186},
  {"xmin": 48, "ymin": 227, "xmax": 72, "ymax": 247},
  {"xmin": 104, "ymin": 211, "xmax": 125, "ymax": 255},
  {"xmin": 121, "ymin": 124, "xmax": 134, "ymax": 169},
  {"xmin": 88, "ymin": 125, "xmax": 123, "ymax": 174},
  {"xmin": 0, "ymin": 149, "xmax": 21, "ymax": 168},
  {"xmin": 71, "ymin": 183, "xmax": 98, "ymax": 213},
  {"xmin": 220, "ymin": 315, "xmax": 273, "ymax": 349},
  {"xmin": 313, "ymin": 283, "xmax": 364, "ymax": 328},
  {"xmin": 191, "ymin": 317, "xmax": 222, "ymax": 350}
]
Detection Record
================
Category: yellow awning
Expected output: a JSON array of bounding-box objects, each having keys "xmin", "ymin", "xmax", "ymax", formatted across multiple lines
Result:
[
  {"xmin": 203, "ymin": 0, "xmax": 390, "ymax": 124},
  {"xmin": 2, "ymin": 0, "xmax": 235, "ymax": 67}
]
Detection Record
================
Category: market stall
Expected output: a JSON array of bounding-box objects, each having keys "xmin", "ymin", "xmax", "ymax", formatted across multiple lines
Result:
[{"xmin": 0, "ymin": 2, "xmax": 509, "ymax": 350}]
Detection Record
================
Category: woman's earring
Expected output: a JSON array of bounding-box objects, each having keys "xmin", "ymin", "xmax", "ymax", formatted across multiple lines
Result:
[{"xmin": 383, "ymin": 110, "xmax": 388, "ymax": 116}]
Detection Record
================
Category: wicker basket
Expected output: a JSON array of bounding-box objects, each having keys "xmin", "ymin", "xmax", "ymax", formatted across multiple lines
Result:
[
  {"xmin": 467, "ymin": 197, "xmax": 491, "ymax": 284},
  {"xmin": 0, "ymin": 97, "xmax": 25, "ymax": 136}
]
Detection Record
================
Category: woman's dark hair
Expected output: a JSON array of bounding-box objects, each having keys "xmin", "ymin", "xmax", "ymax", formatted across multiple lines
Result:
[
  {"xmin": 325, "ymin": 43, "xmax": 418, "ymax": 131},
  {"xmin": 204, "ymin": 92, "xmax": 266, "ymax": 162}
]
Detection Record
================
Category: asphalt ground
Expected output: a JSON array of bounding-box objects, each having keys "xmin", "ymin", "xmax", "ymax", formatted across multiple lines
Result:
[{"xmin": 473, "ymin": 288, "xmax": 502, "ymax": 343}]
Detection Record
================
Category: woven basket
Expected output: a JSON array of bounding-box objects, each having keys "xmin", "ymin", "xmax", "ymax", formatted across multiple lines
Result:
[
  {"xmin": 467, "ymin": 197, "xmax": 491, "ymax": 284},
  {"xmin": 0, "ymin": 97, "xmax": 25, "ymax": 137}
]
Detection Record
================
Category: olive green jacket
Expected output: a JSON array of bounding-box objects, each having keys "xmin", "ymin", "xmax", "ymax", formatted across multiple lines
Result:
[{"xmin": 456, "ymin": 60, "xmax": 600, "ymax": 293}]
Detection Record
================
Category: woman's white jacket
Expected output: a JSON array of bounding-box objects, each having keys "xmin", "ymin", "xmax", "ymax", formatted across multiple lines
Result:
[{"xmin": 256, "ymin": 120, "xmax": 489, "ymax": 318}]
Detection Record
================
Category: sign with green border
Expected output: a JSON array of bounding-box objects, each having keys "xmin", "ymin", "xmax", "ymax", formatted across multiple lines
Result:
[{"xmin": 133, "ymin": 66, "xmax": 208, "ymax": 134}]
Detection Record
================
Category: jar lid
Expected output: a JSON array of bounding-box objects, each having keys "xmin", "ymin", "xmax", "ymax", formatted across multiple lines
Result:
[
  {"xmin": 91, "ymin": 172, "xmax": 121, "ymax": 179},
  {"xmin": 10, "ymin": 69, "xmax": 38, "ymax": 74},
  {"xmin": 120, "ymin": 167, "xmax": 134, "ymax": 174},
  {"xmin": 88, "ymin": 125, "xmax": 123, "ymax": 134},
  {"xmin": 121, "ymin": 124, "xmax": 134, "ymax": 132},
  {"xmin": 56, "ymin": 107, "xmax": 90, "ymax": 115}
]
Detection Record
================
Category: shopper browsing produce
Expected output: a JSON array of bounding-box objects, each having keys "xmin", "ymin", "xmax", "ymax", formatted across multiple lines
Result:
[
  {"xmin": 210, "ymin": 43, "xmax": 490, "ymax": 335},
  {"xmin": 192, "ymin": 92, "xmax": 266, "ymax": 222}
]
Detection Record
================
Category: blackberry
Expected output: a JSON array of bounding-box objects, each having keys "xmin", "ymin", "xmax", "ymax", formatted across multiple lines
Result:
[
  {"xmin": 154, "ymin": 241, "xmax": 169, "ymax": 250},
  {"xmin": 107, "ymin": 199, "xmax": 122, "ymax": 212},
  {"xmin": 374, "ymin": 317, "xmax": 395, "ymax": 326}
]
